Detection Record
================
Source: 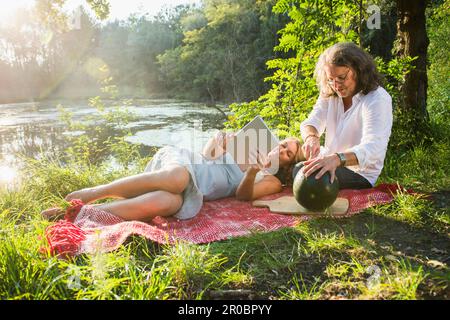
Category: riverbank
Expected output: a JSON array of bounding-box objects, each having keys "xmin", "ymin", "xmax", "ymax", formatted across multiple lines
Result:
[
  {"xmin": 0, "ymin": 126, "xmax": 448, "ymax": 300},
  {"xmin": 0, "ymin": 89, "xmax": 233, "ymax": 108}
]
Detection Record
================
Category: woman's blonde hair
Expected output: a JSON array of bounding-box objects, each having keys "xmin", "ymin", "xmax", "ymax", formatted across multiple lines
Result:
[
  {"xmin": 285, "ymin": 137, "xmax": 305, "ymax": 164},
  {"xmin": 275, "ymin": 137, "xmax": 305, "ymax": 186},
  {"xmin": 315, "ymin": 42, "xmax": 383, "ymax": 97}
]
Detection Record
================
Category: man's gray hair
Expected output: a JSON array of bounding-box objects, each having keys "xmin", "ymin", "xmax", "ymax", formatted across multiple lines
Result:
[{"xmin": 315, "ymin": 42, "xmax": 383, "ymax": 97}]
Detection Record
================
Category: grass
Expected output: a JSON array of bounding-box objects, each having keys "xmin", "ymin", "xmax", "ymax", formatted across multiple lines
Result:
[{"xmin": 0, "ymin": 123, "xmax": 449, "ymax": 300}]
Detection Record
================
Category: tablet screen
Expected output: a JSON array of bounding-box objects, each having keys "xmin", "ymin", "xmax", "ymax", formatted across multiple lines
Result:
[{"xmin": 227, "ymin": 116, "xmax": 279, "ymax": 169}]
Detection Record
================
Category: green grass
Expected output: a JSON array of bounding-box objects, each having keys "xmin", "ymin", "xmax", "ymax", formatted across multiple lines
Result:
[{"xmin": 0, "ymin": 123, "xmax": 449, "ymax": 300}]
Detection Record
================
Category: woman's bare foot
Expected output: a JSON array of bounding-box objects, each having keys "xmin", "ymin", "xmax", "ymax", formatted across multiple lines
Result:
[
  {"xmin": 65, "ymin": 187, "xmax": 101, "ymax": 204},
  {"xmin": 41, "ymin": 207, "xmax": 65, "ymax": 221}
]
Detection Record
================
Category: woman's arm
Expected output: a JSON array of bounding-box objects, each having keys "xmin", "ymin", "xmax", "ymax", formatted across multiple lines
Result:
[
  {"xmin": 202, "ymin": 136, "xmax": 222, "ymax": 160},
  {"xmin": 235, "ymin": 168, "xmax": 282, "ymax": 201},
  {"xmin": 202, "ymin": 131, "xmax": 225, "ymax": 160},
  {"xmin": 202, "ymin": 131, "xmax": 235, "ymax": 160}
]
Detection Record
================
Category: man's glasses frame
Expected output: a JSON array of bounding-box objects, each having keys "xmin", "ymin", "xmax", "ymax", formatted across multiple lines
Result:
[{"xmin": 327, "ymin": 68, "xmax": 351, "ymax": 86}]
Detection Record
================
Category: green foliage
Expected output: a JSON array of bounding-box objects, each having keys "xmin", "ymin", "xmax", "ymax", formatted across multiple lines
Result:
[
  {"xmin": 158, "ymin": 0, "xmax": 284, "ymax": 102},
  {"xmin": 86, "ymin": 0, "xmax": 111, "ymax": 20},
  {"xmin": 97, "ymin": 5, "xmax": 191, "ymax": 95},
  {"xmin": 374, "ymin": 55, "xmax": 436, "ymax": 151},
  {"xmin": 427, "ymin": 0, "xmax": 450, "ymax": 125},
  {"xmin": 0, "ymin": 3, "xmax": 102, "ymax": 102},
  {"xmin": 225, "ymin": 0, "xmax": 442, "ymax": 153},
  {"xmin": 225, "ymin": 0, "xmax": 360, "ymax": 138},
  {"xmin": 375, "ymin": 56, "xmax": 417, "ymax": 105},
  {"xmin": 383, "ymin": 0, "xmax": 450, "ymax": 151},
  {"xmin": 34, "ymin": 0, "xmax": 67, "ymax": 30}
]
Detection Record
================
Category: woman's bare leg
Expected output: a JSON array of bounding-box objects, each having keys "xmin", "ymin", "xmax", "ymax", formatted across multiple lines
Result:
[
  {"xmin": 95, "ymin": 190, "xmax": 183, "ymax": 221},
  {"xmin": 65, "ymin": 165, "xmax": 190, "ymax": 204},
  {"xmin": 41, "ymin": 207, "xmax": 65, "ymax": 220}
]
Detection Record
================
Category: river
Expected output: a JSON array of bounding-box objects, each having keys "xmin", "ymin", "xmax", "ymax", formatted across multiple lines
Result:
[{"xmin": 0, "ymin": 98, "xmax": 228, "ymax": 187}]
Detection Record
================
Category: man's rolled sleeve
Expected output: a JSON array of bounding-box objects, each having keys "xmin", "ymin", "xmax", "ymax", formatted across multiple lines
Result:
[{"xmin": 300, "ymin": 98, "xmax": 328, "ymax": 141}]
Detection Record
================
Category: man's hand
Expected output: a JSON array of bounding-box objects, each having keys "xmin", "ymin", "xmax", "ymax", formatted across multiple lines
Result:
[
  {"xmin": 302, "ymin": 154, "xmax": 340, "ymax": 183},
  {"xmin": 302, "ymin": 135, "xmax": 321, "ymax": 160}
]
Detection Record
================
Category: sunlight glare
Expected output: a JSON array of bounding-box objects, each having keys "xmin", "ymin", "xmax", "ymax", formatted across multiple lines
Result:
[
  {"xmin": 0, "ymin": 0, "xmax": 34, "ymax": 23},
  {"xmin": 0, "ymin": 165, "xmax": 18, "ymax": 184}
]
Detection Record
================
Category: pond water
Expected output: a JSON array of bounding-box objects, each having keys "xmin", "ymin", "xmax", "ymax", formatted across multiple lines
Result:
[{"xmin": 0, "ymin": 98, "xmax": 228, "ymax": 187}]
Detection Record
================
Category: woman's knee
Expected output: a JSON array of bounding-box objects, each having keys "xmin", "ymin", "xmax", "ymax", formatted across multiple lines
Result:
[
  {"xmin": 152, "ymin": 191, "xmax": 183, "ymax": 215},
  {"xmin": 165, "ymin": 166, "xmax": 190, "ymax": 193}
]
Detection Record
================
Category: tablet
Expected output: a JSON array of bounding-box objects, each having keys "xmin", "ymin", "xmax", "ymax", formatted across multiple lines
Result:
[{"xmin": 227, "ymin": 116, "xmax": 279, "ymax": 167}]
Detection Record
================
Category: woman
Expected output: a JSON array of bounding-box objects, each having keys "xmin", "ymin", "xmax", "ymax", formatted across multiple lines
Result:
[
  {"xmin": 42, "ymin": 131, "xmax": 304, "ymax": 221},
  {"xmin": 299, "ymin": 42, "xmax": 393, "ymax": 189}
]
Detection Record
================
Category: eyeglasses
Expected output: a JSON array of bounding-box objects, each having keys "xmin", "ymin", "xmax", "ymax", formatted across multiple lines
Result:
[{"xmin": 327, "ymin": 68, "xmax": 350, "ymax": 86}]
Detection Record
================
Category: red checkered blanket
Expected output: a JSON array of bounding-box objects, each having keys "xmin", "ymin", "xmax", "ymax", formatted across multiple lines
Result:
[{"xmin": 44, "ymin": 184, "xmax": 408, "ymax": 256}]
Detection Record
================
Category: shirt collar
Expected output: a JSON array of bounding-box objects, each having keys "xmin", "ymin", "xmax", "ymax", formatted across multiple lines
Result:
[{"xmin": 352, "ymin": 91, "xmax": 364, "ymax": 103}]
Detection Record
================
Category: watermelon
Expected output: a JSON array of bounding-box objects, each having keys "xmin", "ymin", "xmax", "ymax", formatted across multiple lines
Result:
[{"xmin": 293, "ymin": 168, "xmax": 339, "ymax": 211}]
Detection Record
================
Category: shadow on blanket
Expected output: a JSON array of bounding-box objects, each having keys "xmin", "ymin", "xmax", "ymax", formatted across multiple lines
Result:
[{"xmin": 43, "ymin": 183, "xmax": 413, "ymax": 257}]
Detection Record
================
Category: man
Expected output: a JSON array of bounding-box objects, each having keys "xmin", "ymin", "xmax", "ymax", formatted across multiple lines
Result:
[{"xmin": 300, "ymin": 42, "xmax": 393, "ymax": 189}]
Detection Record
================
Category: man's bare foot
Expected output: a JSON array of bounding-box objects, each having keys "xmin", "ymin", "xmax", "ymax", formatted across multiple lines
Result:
[
  {"xmin": 65, "ymin": 187, "xmax": 101, "ymax": 204},
  {"xmin": 41, "ymin": 207, "xmax": 65, "ymax": 221}
]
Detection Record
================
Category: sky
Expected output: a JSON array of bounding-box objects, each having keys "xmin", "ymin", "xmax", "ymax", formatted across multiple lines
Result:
[
  {"xmin": 65, "ymin": 0, "xmax": 202, "ymax": 21},
  {"xmin": 0, "ymin": 0, "xmax": 201, "ymax": 22}
]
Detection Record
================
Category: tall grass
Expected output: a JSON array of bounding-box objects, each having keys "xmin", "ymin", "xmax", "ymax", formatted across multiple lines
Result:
[
  {"xmin": 1, "ymin": 115, "xmax": 448, "ymax": 300},
  {"xmin": 1, "ymin": 84, "xmax": 449, "ymax": 300}
]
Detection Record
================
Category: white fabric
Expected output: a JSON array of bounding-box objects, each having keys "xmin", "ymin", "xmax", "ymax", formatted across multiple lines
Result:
[
  {"xmin": 254, "ymin": 170, "xmax": 266, "ymax": 184},
  {"xmin": 300, "ymin": 86, "xmax": 393, "ymax": 186}
]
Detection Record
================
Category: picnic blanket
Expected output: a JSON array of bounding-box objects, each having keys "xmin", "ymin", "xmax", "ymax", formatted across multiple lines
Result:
[{"xmin": 43, "ymin": 183, "xmax": 409, "ymax": 257}]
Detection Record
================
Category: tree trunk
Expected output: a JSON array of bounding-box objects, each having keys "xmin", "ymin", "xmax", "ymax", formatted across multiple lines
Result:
[{"xmin": 396, "ymin": 0, "xmax": 429, "ymax": 122}]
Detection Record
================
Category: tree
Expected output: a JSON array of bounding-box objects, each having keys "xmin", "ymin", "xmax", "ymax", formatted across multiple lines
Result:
[
  {"xmin": 396, "ymin": 0, "xmax": 430, "ymax": 127},
  {"xmin": 158, "ymin": 0, "xmax": 284, "ymax": 102}
]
